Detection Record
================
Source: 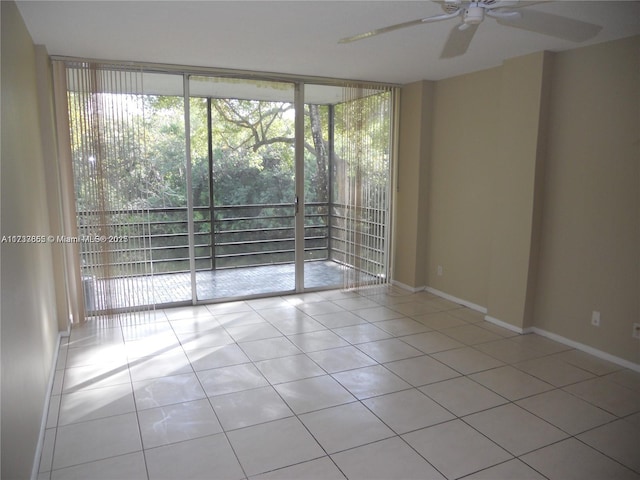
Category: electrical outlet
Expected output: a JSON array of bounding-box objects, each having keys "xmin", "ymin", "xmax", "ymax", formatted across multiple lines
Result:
[
  {"xmin": 633, "ymin": 323, "xmax": 640, "ymax": 340},
  {"xmin": 437, "ymin": 265, "xmax": 443, "ymax": 276},
  {"xmin": 591, "ymin": 311, "xmax": 600, "ymax": 327}
]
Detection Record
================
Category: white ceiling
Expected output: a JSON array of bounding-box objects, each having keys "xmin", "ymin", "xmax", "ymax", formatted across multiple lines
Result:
[{"xmin": 17, "ymin": 0, "xmax": 640, "ymax": 85}]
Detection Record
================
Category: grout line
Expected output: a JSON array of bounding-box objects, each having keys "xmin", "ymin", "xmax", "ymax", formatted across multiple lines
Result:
[{"xmin": 45, "ymin": 288, "xmax": 640, "ymax": 479}]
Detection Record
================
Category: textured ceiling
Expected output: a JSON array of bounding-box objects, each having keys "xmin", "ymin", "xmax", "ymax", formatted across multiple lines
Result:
[{"xmin": 17, "ymin": 0, "xmax": 640, "ymax": 84}]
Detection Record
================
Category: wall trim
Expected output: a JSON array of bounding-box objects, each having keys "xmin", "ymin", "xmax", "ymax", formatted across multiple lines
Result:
[
  {"xmin": 390, "ymin": 279, "xmax": 425, "ymax": 293},
  {"xmin": 31, "ymin": 328, "xmax": 69, "ymax": 480},
  {"xmin": 424, "ymin": 287, "xmax": 487, "ymax": 314},
  {"xmin": 484, "ymin": 315, "xmax": 530, "ymax": 334},
  {"xmin": 531, "ymin": 327, "xmax": 640, "ymax": 373}
]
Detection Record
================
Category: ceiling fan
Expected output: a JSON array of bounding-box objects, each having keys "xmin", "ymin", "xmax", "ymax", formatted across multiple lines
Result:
[{"xmin": 339, "ymin": 0, "xmax": 603, "ymax": 58}]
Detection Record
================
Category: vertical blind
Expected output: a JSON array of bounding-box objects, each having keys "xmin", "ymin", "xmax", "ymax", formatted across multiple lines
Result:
[
  {"xmin": 64, "ymin": 63, "xmax": 154, "ymax": 321},
  {"xmin": 338, "ymin": 85, "xmax": 393, "ymax": 290}
]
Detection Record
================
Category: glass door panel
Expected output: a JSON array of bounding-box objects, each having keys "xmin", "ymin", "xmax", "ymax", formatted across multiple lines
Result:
[
  {"xmin": 302, "ymin": 84, "xmax": 344, "ymax": 290},
  {"xmin": 189, "ymin": 76, "xmax": 297, "ymax": 301}
]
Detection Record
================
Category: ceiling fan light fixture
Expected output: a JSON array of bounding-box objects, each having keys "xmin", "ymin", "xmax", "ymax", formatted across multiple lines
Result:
[{"xmin": 463, "ymin": 5, "xmax": 485, "ymax": 25}]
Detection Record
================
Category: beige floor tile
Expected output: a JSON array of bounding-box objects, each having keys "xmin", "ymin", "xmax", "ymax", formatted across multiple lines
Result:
[
  {"xmin": 550, "ymin": 349, "xmax": 622, "ymax": 375},
  {"xmin": 331, "ymin": 437, "xmax": 445, "ymax": 480},
  {"xmin": 464, "ymin": 459, "xmax": 547, "ymax": 479},
  {"xmin": 51, "ymin": 452, "xmax": 147, "ymax": 480},
  {"xmin": 128, "ymin": 350, "xmax": 192, "ymax": 382},
  {"xmin": 353, "ymin": 306, "xmax": 406, "ymax": 322},
  {"xmin": 196, "ymin": 363, "xmax": 268, "ymax": 397},
  {"xmin": 332, "ymin": 364, "xmax": 411, "ymax": 399},
  {"xmin": 274, "ymin": 375, "xmax": 356, "ymax": 414},
  {"xmin": 254, "ymin": 354, "xmax": 325, "ymax": 384},
  {"xmin": 138, "ymin": 398, "xmax": 222, "ymax": 448},
  {"xmin": 403, "ymin": 419, "xmax": 512, "ymax": 480},
  {"xmin": 440, "ymin": 324, "xmax": 502, "ymax": 345},
  {"xmin": 384, "ymin": 355, "xmax": 460, "ymax": 387},
  {"xmin": 238, "ymin": 336, "xmax": 302, "ymax": 362},
  {"xmin": 474, "ymin": 338, "xmax": 544, "ymax": 364},
  {"xmin": 564, "ymin": 377, "xmax": 640, "ymax": 417},
  {"xmin": 356, "ymin": 338, "xmax": 423, "ymax": 363},
  {"xmin": 133, "ymin": 372, "xmax": 206, "ymax": 409},
  {"xmin": 332, "ymin": 296, "xmax": 380, "ymax": 311},
  {"xmin": 177, "ymin": 328, "xmax": 235, "ymax": 351},
  {"xmin": 185, "ymin": 344, "xmax": 250, "ymax": 371},
  {"xmin": 300, "ymin": 402, "xmax": 394, "ymax": 453},
  {"xmin": 211, "ymin": 385, "xmax": 293, "ymax": 430},
  {"xmin": 58, "ymin": 383, "xmax": 135, "ymax": 426},
  {"xmin": 296, "ymin": 301, "xmax": 345, "ymax": 316},
  {"xmin": 310, "ymin": 310, "xmax": 368, "ymax": 329},
  {"xmin": 363, "ymin": 388, "xmax": 454, "ymax": 434},
  {"xmin": 205, "ymin": 300, "xmax": 252, "ymax": 315},
  {"xmin": 420, "ymin": 376, "xmax": 508, "ymax": 417},
  {"xmin": 469, "ymin": 366, "xmax": 554, "ymax": 400},
  {"xmin": 287, "ymin": 330, "xmax": 350, "ymax": 352},
  {"xmin": 516, "ymin": 389, "xmax": 616, "ymax": 435},
  {"xmin": 252, "ymin": 456, "xmax": 346, "ymax": 480},
  {"xmin": 215, "ymin": 310, "xmax": 266, "ymax": 328},
  {"xmin": 447, "ymin": 307, "xmax": 486, "ymax": 323},
  {"xmin": 578, "ymin": 419, "xmax": 640, "ymax": 473},
  {"xmin": 604, "ymin": 369, "xmax": 640, "ymax": 393},
  {"xmin": 514, "ymin": 355, "xmax": 595, "ymax": 387},
  {"xmin": 307, "ymin": 345, "xmax": 377, "ymax": 373},
  {"xmin": 412, "ymin": 311, "xmax": 468, "ymax": 330},
  {"xmin": 390, "ymin": 301, "xmax": 442, "ymax": 317},
  {"xmin": 431, "ymin": 346, "xmax": 505, "ymax": 374},
  {"xmin": 53, "ymin": 413, "xmax": 142, "ymax": 470},
  {"xmin": 333, "ymin": 323, "xmax": 392, "ymax": 344},
  {"xmin": 145, "ymin": 433, "xmax": 244, "ymax": 480},
  {"xmin": 509, "ymin": 334, "xmax": 572, "ymax": 355},
  {"xmin": 400, "ymin": 331, "xmax": 465, "ymax": 354},
  {"xmin": 373, "ymin": 317, "xmax": 430, "ymax": 336},
  {"xmin": 63, "ymin": 362, "xmax": 132, "ymax": 393},
  {"xmin": 65, "ymin": 343, "xmax": 127, "ymax": 368},
  {"xmin": 521, "ymin": 438, "xmax": 640, "ymax": 480},
  {"xmin": 464, "ymin": 403, "xmax": 568, "ymax": 456},
  {"xmin": 227, "ymin": 417, "xmax": 324, "ymax": 477},
  {"xmin": 225, "ymin": 323, "xmax": 283, "ymax": 343}
]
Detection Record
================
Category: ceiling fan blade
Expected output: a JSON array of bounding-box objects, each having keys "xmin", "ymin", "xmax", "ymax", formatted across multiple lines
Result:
[
  {"xmin": 339, "ymin": 11, "xmax": 461, "ymax": 44},
  {"xmin": 494, "ymin": 9, "xmax": 602, "ymax": 42},
  {"xmin": 440, "ymin": 23, "xmax": 479, "ymax": 59}
]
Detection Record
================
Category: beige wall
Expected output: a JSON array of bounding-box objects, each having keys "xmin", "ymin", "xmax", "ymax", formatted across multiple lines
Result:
[
  {"xmin": 394, "ymin": 80, "xmax": 434, "ymax": 288},
  {"xmin": 1, "ymin": 2, "xmax": 63, "ymax": 478},
  {"xmin": 534, "ymin": 36, "xmax": 640, "ymax": 363},
  {"xmin": 424, "ymin": 66, "xmax": 499, "ymax": 306},
  {"xmin": 396, "ymin": 35, "xmax": 639, "ymax": 364}
]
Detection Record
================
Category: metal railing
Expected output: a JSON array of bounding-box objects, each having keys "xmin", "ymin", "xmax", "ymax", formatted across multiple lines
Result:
[{"xmin": 77, "ymin": 202, "xmax": 386, "ymax": 277}]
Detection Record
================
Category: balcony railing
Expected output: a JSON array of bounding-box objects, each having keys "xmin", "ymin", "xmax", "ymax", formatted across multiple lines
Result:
[{"xmin": 77, "ymin": 202, "xmax": 386, "ymax": 277}]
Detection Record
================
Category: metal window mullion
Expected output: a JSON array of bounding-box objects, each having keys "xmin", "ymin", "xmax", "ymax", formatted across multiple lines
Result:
[
  {"xmin": 184, "ymin": 74, "xmax": 197, "ymax": 303},
  {"xmin": 207, "ymin": 97, "xmax": 216, "ymax": 271},
  {"xmin": 294, "ymin": 82, "xmax": 305, "ymax": 292}
]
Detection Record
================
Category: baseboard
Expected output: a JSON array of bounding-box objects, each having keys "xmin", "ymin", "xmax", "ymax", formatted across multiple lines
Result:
[
  {"xmin": 32, "ymin": 328, "xmax": 69, "ymax": 480},
  {"xmin": 390, "ymin": 280, "xmax": 426, "ymax": 293},
  {"xmin": 386, "ymin": 283, "xmax": 640, "ymax": 372},
  {"xmin": 484, "ymin": 315, "xmax": 530, "ymax": 334},
  {"xmin": 424, "ymin": 287, "xmax": 487, "ymax": 314},
  {"xmin": 531, "ymin": 327, "xmax": 640, "ymax": 373}
]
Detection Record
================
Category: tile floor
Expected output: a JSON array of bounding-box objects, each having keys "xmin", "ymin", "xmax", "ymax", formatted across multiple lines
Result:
[{"xmin": 39, "ymin": 287, "xmax": 640, "ymax": 479}]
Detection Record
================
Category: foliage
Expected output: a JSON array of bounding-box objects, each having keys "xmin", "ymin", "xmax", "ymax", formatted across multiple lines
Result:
[{"xmin": 68, "ymin": 82, "xmax": 391, "ymax": 274}]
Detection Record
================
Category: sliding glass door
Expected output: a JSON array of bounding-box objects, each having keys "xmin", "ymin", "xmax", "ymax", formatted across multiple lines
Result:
[
  {"xmin": 63, "ymin": 62, "xmax": 395, "ymax": 315},
  {"xmin": 189, "ymin": 76, "xmax": 298, "ymax": 301}
]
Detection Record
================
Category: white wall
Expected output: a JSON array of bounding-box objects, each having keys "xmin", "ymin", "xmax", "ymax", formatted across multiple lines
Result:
[{"xmin": 1, "ymin": 2, "xmax": 63, "ymax": 478}]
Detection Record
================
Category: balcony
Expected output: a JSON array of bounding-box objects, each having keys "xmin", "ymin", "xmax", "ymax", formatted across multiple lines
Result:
[{"xmin": 78, "ymin": 203, "xmax": 386, "ymax": 310}]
